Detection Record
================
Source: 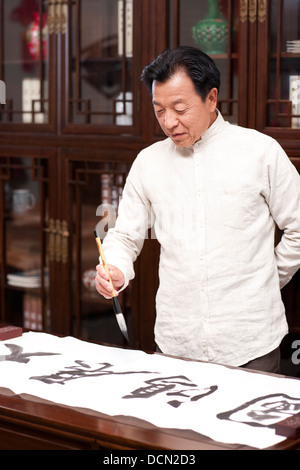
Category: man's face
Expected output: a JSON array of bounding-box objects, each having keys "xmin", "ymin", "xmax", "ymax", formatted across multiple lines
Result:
[{"xmin": 152, "ymin": 71, "xmax": 218, "ymax": 147}]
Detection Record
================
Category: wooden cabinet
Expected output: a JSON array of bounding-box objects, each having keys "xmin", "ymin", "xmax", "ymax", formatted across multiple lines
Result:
[
  {"xmin": 0, "ymin": 0, "xmax": 168, "ymax": 348},
  {"xmin": 0, "ymin": 1, "xmax": 299, "ymax": 352},
  {"xmin": 254, "ymin": 0, "xmax": 300, "ymax": 334},
  {"xmin": 259, "ymin": 0, "xmax": 300, "ymax": 334}
]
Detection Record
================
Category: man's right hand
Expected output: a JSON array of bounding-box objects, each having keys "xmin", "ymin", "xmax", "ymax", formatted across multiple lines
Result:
[{"xmin": 95, "ymin": 263, "xmax": 125, "ymax": 298}]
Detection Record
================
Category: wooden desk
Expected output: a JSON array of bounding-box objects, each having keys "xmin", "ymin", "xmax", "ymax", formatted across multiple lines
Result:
[
  {"xmin": 0, "ymin": 328, "xmax": 299, "ymax": 451},
  {"xmin": 0, "ymin": 387, "xmax": 299, "ymax": 450}
]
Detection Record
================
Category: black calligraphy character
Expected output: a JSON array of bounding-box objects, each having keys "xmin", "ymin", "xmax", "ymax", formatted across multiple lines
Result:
[
  {"xmin": 123, "ymin": 375, "xmax": 218, "ymax": 408},
  {"xmin": 30, "ymin": 360, "xmax": 155, "ymax": 385},
  {"xmin": 0, "ymin": 344, "xmax": 59, "ymax": 363},
  {"xmin": 167, "ymin": 384, "xmax": 218, "ymax": 408},
  {"xmin": 217, "ymin": 393, "xmax": 300, "ymax": 428}
]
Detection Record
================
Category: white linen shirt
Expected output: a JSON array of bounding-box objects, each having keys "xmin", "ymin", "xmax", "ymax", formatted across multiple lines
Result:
[{"xmin": 103, "ymin": 111, "xmax": 300, "ymax": 366}]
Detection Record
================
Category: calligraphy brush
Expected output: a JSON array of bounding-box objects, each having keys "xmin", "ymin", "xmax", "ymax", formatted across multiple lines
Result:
[{"xmin": 94, "ymin": 229, "xmax": 129, "ymax": 342}]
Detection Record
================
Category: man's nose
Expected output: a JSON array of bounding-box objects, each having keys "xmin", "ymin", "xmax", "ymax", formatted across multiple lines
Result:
[{"xmin": 164, "ymin": 110, "xmax": 178, "ymax": 129}]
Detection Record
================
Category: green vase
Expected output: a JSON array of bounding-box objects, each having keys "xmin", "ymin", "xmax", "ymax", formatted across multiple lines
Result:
[{"xmin": 192, "ymin": 0, "xmax": 228, "ymax": 54}]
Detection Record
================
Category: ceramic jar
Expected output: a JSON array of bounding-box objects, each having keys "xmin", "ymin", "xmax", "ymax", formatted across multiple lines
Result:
[{"xmin": 192, "ymin": 0, "xmax": 228, "ymax": 54}]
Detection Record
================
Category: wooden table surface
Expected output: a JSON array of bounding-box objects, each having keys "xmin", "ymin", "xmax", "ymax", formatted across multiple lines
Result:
[{"xmin": 0, "ymin": 326, "xmax": 299, "ymax": 451}]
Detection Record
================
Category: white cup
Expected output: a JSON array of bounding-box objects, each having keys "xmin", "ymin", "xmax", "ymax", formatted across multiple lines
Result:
[{"xmin": 12, "ymin": 189, "xmax": 36, "ymax": 214}]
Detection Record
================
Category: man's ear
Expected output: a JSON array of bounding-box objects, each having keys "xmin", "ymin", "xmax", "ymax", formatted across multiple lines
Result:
[{"xmin": 208, "ymin": 87, "xmax": 218, "ymax": 112}]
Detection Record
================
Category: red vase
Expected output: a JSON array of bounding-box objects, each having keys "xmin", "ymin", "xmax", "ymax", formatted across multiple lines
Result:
[{"xmin": 26, "ymin": 12, "xmax": 47, "ymax": 60}]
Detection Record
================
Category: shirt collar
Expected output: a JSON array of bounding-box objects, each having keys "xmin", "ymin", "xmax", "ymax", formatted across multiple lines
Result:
[{"xmin": 171, "ymin": 110, "xmax": 226, "ymax": 154}]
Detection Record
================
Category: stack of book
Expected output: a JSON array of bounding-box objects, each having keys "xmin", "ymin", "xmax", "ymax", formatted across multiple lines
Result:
[
  {"xmin": 7, "ymin": 269, "xmax": 48, "ymax": 288},
  {"xmin": 6, "ymin": 269, "xmax": 49, "ymax": 331},
  {"xmin": 23, "ymin": 294, "xmax": 43, "ymax": 331},
  {"xmin": 289, "ymin": 75, "xmax": 300, "ymax": 129},
  {"xmin": 287, "ymin": 40, "xmax": 300, "ymax": 53}
]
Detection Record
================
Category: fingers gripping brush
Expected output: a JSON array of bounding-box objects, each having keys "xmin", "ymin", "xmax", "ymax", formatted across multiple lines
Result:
[{"xmin": 94, "ymin": 230, "xmax": 129, "ymax": 342}]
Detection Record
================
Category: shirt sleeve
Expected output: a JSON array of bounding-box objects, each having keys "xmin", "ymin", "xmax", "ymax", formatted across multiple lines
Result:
[
  {"xmin": 101, "ymin": 156, "xmax": 152, "ymax": 290},
  {"xmin": 267, "ymin": 140, "xmax": 300, "ymax": 288}
]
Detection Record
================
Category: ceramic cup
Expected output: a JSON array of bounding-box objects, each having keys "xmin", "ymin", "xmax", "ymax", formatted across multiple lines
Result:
[{"xmin": 12, "ymin": 189, "xmax": 36, "ymax": 214}]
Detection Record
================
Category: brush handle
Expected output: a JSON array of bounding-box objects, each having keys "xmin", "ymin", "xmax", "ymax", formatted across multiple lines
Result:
[{"xmin": 94, "ymin": 232, "xmax": 117, "ymax": 297}]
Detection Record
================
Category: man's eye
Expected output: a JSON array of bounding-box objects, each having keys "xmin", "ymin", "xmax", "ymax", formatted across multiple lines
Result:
[
  {"xmin": 155, "ymin": 109, "xmax": 164, "ymax": 115},
  {"xmin": 175, "ymin": 109, "xmax": 186, "ymax": 114}
]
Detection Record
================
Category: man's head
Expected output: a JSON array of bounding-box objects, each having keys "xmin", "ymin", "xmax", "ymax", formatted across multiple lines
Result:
[{"xmin": 141, "ymin": 47, "xmax": 220, "ymax": 147}]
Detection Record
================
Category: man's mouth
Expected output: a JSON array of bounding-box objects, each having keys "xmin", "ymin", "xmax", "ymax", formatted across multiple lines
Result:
[{"xmin": 171, "ymin": 132, "xmax": 184, "ymax": 139}]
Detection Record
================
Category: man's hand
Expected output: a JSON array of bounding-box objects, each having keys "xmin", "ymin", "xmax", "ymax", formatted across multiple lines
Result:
[{"xmin": 95, "ymin": 264, "xmax": 125, "ymax": 298}]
